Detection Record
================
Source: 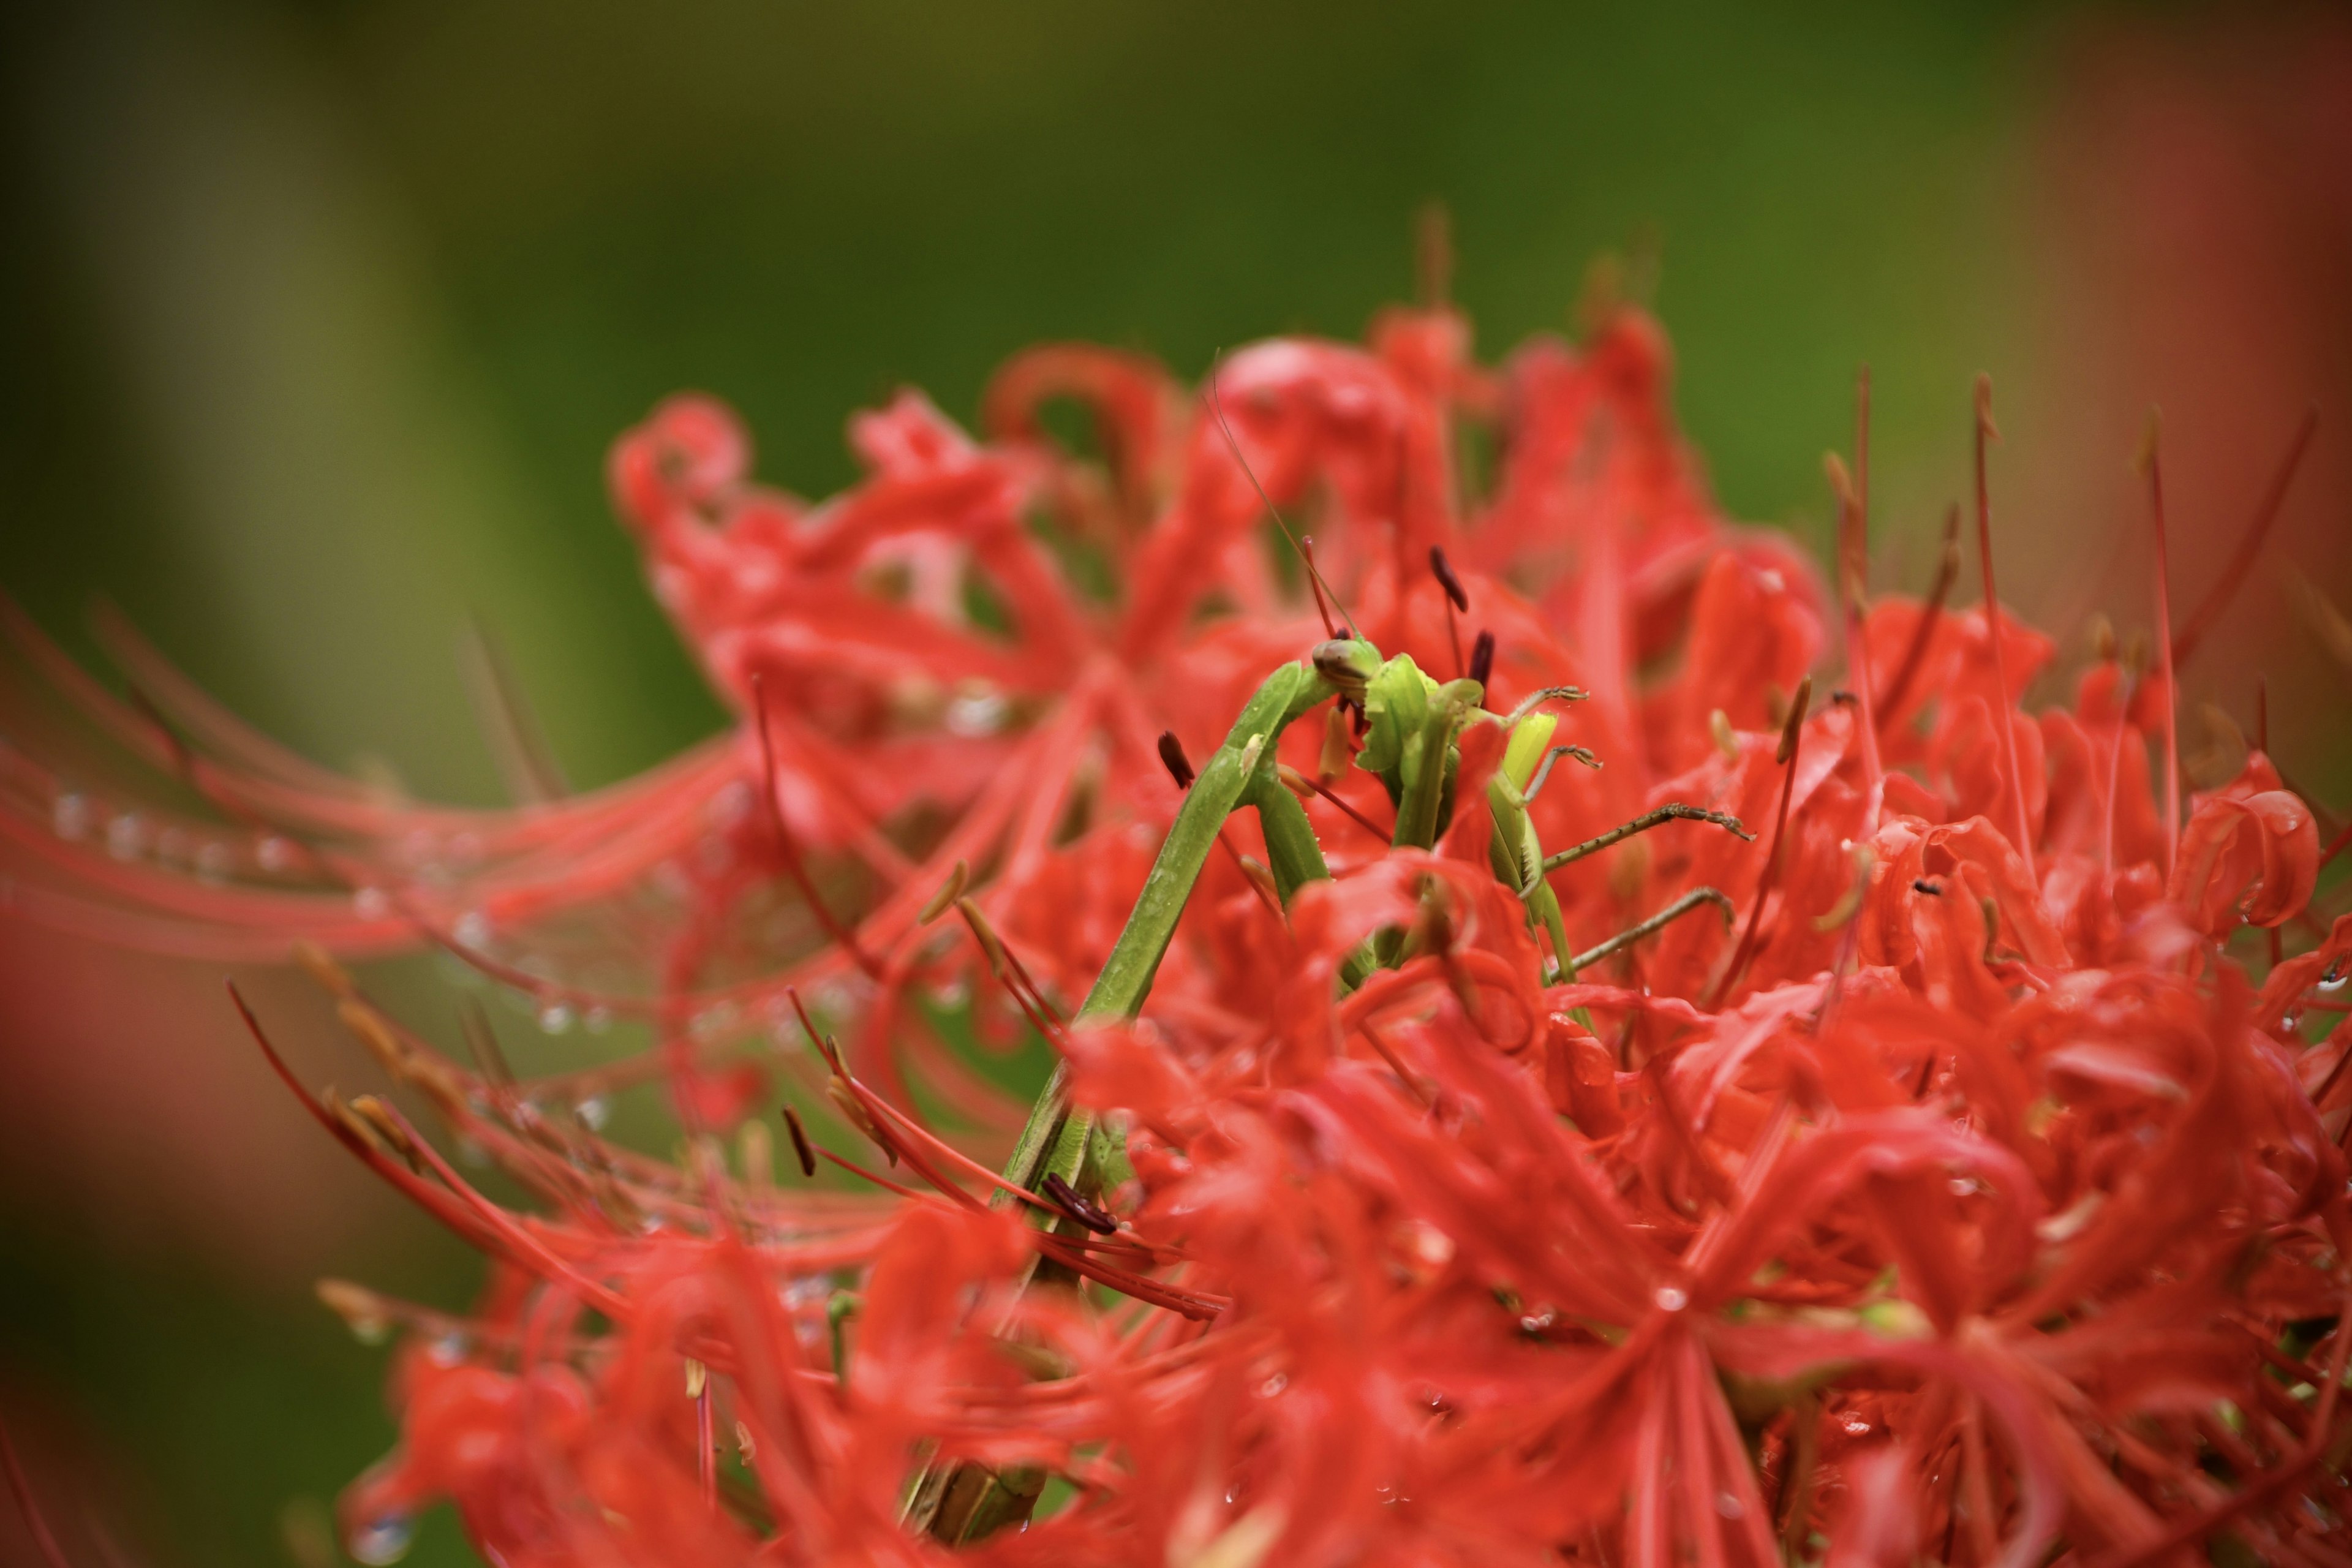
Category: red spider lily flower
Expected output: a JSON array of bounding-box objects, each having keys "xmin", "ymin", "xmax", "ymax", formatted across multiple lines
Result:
[
  {"xmin": 6, "ymin": 278, "xmax": 2351, "ymax": 1568},
  {"xmin": 0, "ymin": 292, "xmax": 1809, "ymax": 1132}
]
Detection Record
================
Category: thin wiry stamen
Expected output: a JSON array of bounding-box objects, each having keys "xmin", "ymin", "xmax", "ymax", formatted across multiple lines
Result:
[
  {"xmin": 1277, "ymin": 763, "xmax": 1389, "ymax": 845},
  {"xmin": 2172, "ymin": 406, "xmax": 2318, "ymax": 668},
  {"xmin": 750, "ymin": 673, "xmax": 884, "ymax": 980},
  {"xmin": 1208, "ymin": 356, "xmax": 1355, "ymax": 638},
  {"xmin": 2138, "ymin": 412, "xmax": 2181, "ymax": 883},
  {"xmin": 1708, "ymin": 676, "xmax": 1811, "ymax": 1006},
  {"xmin": 1431, "ymin": 545, "xmax": 1469, "ymax": 674},
  {"xmin": 0, "ymin": 1417, "xmax": 71, "ymax": 1568},
  {"xmin": 1875, "ymin": 503, "xmax": 1960, "ymax": 726},
  {"xmin": 1972, "ymin": 377, "xmax": 2037, "ymax": 883}
]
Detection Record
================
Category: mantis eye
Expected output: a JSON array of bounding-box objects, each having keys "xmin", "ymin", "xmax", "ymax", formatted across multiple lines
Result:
[{"xmin": 1311, "ymin": 637, "xmax": 1379, "ymax": 696}]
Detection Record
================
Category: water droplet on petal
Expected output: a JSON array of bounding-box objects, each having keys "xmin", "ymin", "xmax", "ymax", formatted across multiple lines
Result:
[
  {"xmin": 1258, "ymin": 1373, "xmax": 1287, "ymax": 1398},
  {"xmin": 353, "ymin": 886, "xmax": 391, "ymax": 919},
  {"xmin": 1654, "ymin": 1285, "xmax": 1689, "ymax": 1313},
  {"xmin": 347, "ymin": 1511, "xmax": 415, "ymax": 1566},
  {"xmin": 454, "ymin": 910, "xmax": 493, "ymax": 949},
  {"xmin": 52, "ymin": 793, "xmax": 89, "ymax": 840},
  {"xmin": 1716, "ymin": 1491, "xmax": 1744, "ymax": 1520},
  {"xmin": 107, "ymin": 813, "xmax": 146, "ymax": 861},
  {"xmin": 537, "ymin": 1003, "xmax": 573, "ymax": 1036},
  {"xmin": 575, "ymin": 1096, "xmax": 609, "ymax": 1131},
  {"xmin": 195, "ymin": 841, "xmax": 234, "ymax": 881},
  {"xmin": 944, "ymin": 687, "xmax": 1008, "ymax": 737},
  {"xmin": 584, "ymin": 1005, "xmax": 613, "ymax": 1035},
  {"xmin": 257, "ymin": 836, "xmax": 299, "ymax": 873}
]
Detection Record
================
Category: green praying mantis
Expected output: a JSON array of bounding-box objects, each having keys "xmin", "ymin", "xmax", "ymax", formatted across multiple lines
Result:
[{"xmin": 902, "ymin": 635, "xmax": 1751, "ymax": 1543}]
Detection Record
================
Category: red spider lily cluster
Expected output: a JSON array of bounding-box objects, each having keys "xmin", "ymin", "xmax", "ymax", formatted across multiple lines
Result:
[{"xmin": 3, "ymin": 278, "xmax": 2350, "ymax": 1568}]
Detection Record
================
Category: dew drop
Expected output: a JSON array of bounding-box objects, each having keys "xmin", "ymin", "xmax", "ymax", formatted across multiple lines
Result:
[
  {"xmin": 195, "ymin": 841, "xmax": 235, "ymax": 882},
  {"xmin": 1715, "ymin": 1491, "xmax": 1744, "ymax": 1520},
  {"xmin": 454, "ymin": 910, "xmax": 493, "ymax": 949},
  {"xmin": 584, "ymin": 1005, "xmax": 614, "ymax": 1035},
  {"xmin": 1654, "ymin": 1285, "xmax": 1689, "ymax": 1313},
  {"xmin": 353, "ymin": 886, "xmax": 391, "ymax": 919},
  {"xmin": 706, "ymin": 779, "xmax": 753, "ymax": 829},
  {"xmin": 51, "ymin": 793, "xmax": 89, "ymax": 840},
  {"xmin": 1258, "ymin": 1373, "xmax": 1287, "ymax": 1398},
  {"xmin": 944, "ymin": 688, "xmax": 1008, "ymax": 737},
  {"xmin": 426, "ymin": 1330, "xmax": 470, "ymax": 1366},
  {"xmin": 257, "ymin": 835, "xmax": 299, "ymax": 873},
  {"xmin": 537, "ymin": 1002, "xmax": 574, "ymax": 1036},
  {"xmin": 347, "ymin": 1511, "xmax": 416, "ymax": 1566},
  {"xmin": 106, "ymin": 813, "xmax": 146, "ymax": 861},
  {"xmin": 575, "ymin": 1096, "xmax": 609, "ymax": 1131}
]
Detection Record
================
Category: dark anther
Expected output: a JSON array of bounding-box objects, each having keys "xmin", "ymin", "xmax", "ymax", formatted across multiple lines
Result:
[
  {"xmin": 1041, "ymin": 1172, "xmax": 1118, "ymax": 1235},
  {"xmin": 1912, "ymin": 878, "xmax": 1943, "ymax": 897},
  {"xmin": 1830, "ymin": 688, "xmax": 1859, "ymax": 707},
  {"xmin": 1429, "ymin": 546, "xmax": 1470, "ymax": 612},
  {"xmin": 782, "ymin": 1106, "xmax": 819, "ymax": 1177},
  {"xmin": 1467, "ymin": 630, "xmax": 1496, "ymax": 690},
  {"xmin": 1156, "ymin": 730, "xmax": 1195, "ymax": 790}
]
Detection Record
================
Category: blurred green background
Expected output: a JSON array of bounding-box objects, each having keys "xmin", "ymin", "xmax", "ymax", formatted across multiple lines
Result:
[{"xmin": 2, "ymin": 1, "xmax": 2346, "ymax": 1562}]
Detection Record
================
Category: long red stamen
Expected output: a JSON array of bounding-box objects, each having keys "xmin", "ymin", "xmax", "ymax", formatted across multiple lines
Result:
[
  {"xmin": 750, "ymin": 673, "xmax": 883, "ymax": 981},
  {"xmin": 696, "ymin": 1381, "xmax": 717, "ymax": 1512},
  {"xmin": 2171, "ymin": 406, "xmax": 2318, "ymax": 667},
  {"xmin": 1973, "ymin": 377, "xmax": 2037, "ymax": 881},
  {"xmin": 1277, "ymin": 763, "xmax": 1390, "ymax": 845},
  {"xmin": 1875, "ymin": 504, "xmax": 1960, "ymax": 727},
  {"xmin": 1298, "ymin": 535, "xmax": 1341, "ymax": 641},
  {"xmin": 1825, "ymin": 446, "xmax": 1881, "ymax": 794},
  {"xmin": 1208, "ymin": 356, "xmax": 1354, "ymax": 638},
  {"xmin": 0, "ymin": 1419, "xmax": 71, "ymax": 1568},
  {"xmin": 1709, "ymin": 677, "xmax": 1811, "ymax": 1008},
  {"xmin": 1355, "ymin": 1016, "xmax": 1433, "ymax": 1109},
  {"xmin": 1431, "ymin": 546, "xmax": 1469, "ymax": 675},
  {"xmin": 2139, "ymin": 413, "xmax": 2181, "ymax": 883},
  {"xmin": 2319, "ymin": 817, "xmax": 2352, "ymax": 872}
]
